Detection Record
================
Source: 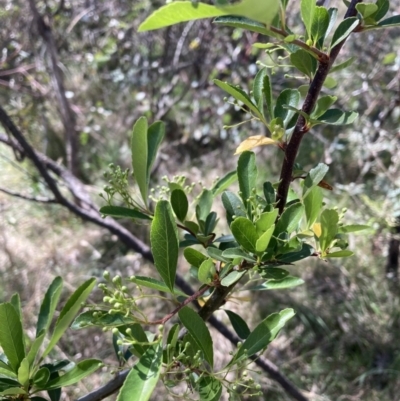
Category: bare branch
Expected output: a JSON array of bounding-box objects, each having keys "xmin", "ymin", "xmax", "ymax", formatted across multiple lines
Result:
[{"xmin": 0, "ymin": 187, "xmax": 56, "ymax": 203}]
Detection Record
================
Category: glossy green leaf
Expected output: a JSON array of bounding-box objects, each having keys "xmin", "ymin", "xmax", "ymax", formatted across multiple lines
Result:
[
  {"xmin": 312, "ymin": 96, "xmax": 338, "ymax": 119},
  {"xmin": 147, "ymin": 121, "xmax": 165, "ymax": 180},
  {"xmin": 42, "ymin": 359, "xmax": 102, "ymax": 390},
  {"xmin": 356, "ymin": 3, "xmax": 378, "ymax": 19},
  {"xmin": 329, "ymin": 57, "xmax": 355, "ymax": 74},
  {"xmin": 377, "ymin": 15, "xmax": 400, "ymax": 28},
  {"xmin": 317, "ymin": 109, "xmax": 358, "ymax": 125},
  {"xmin": 0, "ymin": 303, "xmax": 25, "ymax": 372},
  {"xmin": 320, "ymin": 209, "xmax": 339, "ymax": 252},
  {"xmin": 339, "ymin": 224, "xmax": 371, "ymax": 233},
  {"xmin": 326, "ymin": 8, "xmax": 338, "ymax": 39},
  {"xmin": 301, "ymin": 0, "xmax": 316, "ymax": 38},
  {"xmin": 196, "ymin": 189, "xmax": 213, "ymax": 223},
  {"xmin": 255, "ymin": 209, "xmax": 278, "ymax": 234},
  {"xmin": 220, "ymin": 270, "xmax": 246, "ymax": 287},
  {"xmin": 304, "ymin": 186, "xmax": 323, "ymax": 227},
  {"xmin": 179, "ymin": 307, "xmax": 214, "ymax": 367},
  {"xmin": 230, "ymin": 308, "xmax": 295, "ymax": 364},
  {"xmin": 253, "ymin": 68, "xmax": 268, "ymax": 111},
  {"xmin": 72, "ymin": 311, "xmax": 136, "ymax": 329},
  {"xmin": 323, "ymin": 76, "xmax": 337, "ymax": 89},
  {"xmin": 0, "ymin": 387, "xmax": 27, "ymax": 395},
  {"xmin": 198, "ymin": 258, "xmax": 216, "ymax": 284},
  {"xmin": 37, "ymin": 276, "xmax": 63, "ymax": 337},
  {"xmin": 371, "ymin": 0, "xmax": 389, "ymax": 21},
  {"xmin": 184, "ymin": 248, "xmax": 208, "ymax": 269},
  {"xmin": 214, "ymin": 16, "xmax": 280, "ymax": 37},
  {"xmin": 303, "ymin": 163, "xmax": 329, "ymax": 198},
  {"xmin": 225, "ymin": 310, "xmax": 250, "ymax": 339},
  {"xmin": 33, "ymin": 367, "xmax": 50, "ymax": 387},
  {"xmin": 10, "ymin": 294, "xmax": 22, "ymax": 323},
  {"xmin": 252, "ymin": 276, "xmax": 304, "ymax": 290},
  {"xmin": 150, "ymin": 200, "xmax": 179, "ymax": 292},
  {"xmin": 222, "ymin": 191, "xmax": 246, "ymax": 225},
  {"xmin": 214, "ymin": 80, "xmax": 266, "ymax": 123},
  {"xmin": 131, "ymin": 116, "xmax": 149, "ymax": 205},
  {"xmin": 222, "ymin": 248, "xmax": 256, "ymax": 262},
  {"xmin": 256, "ymin": 225, "xmax": 275, "ymax": 253},
  {"xmin": 290, "ymin": 49, "xmax": 317, "ymax": 79},
  {"xmin": 100, "ymin": 205, "xmax": 152, "ymax": 220},
  {"xmin": 274, "ymin": 89, "xmax": 301, "ymax": 127},
  {"xmin": 311, "ymin": 6, "xmax": 330, "ymax": 44},
  {"xmin": 0, "ymin": 367, "xmax": 16, "ymax": 379},
  {"xmin": 204, "ymin": 212, "xmax": 218, "ymax": 236},
  {"xmin": 231, "ymin": 217, "xmax": 258, "ymax": 253},
  {"xmin": 277, "ymin": 243, "xmax": 314, "ymax": 263},
  {"xmin": 171, "ymin": 189, "xmax": 188, "ymax": 222},
  {"xmin": 17, "ymin": 358, "xmax": 29, "ymax": 388},
  {"xmin": 139, "ymin": 0, "xmax": 280, "ymax": 31},
  {"xmin": 211, "ymin": 171, "xmax": 237, "ymax": 195},
  {"xmin": 26, "ymin": 330, "xmax": 45, "ymax": 369},
  {"xmin": 275, "ymin": 203, "xmax": 304, "ymax": 234},
  {"xmin": 262, "ymin": 73, "xmax": 274, "ymax": 121},
  {"xmin": 42, "ymin": 278, "xmax": 96, "ymax": 358},
  {"xmin": 237, "ymin": 151, "xmax": 257, "ymax": 211},
  {"xmin": 198, "ymin": 376, "xmax": 223, "ymax": 401},
  {"xmin": 207, "ymin": 247, "xmax": 230, "ymax": 263},
  {"xmin": 330, "ymin": 17, "xmax": 359, "ymax": 48},
  {"xmin": 326, "ymin": 250, "xmax": 354, "ymax": 258},
  {"xmin": 259, "ymin": 267, "xmax": 289, "ymax": 280},
  {"xmin": 263, "ymin": 182, "xmax": 275, "ymax": 205}
]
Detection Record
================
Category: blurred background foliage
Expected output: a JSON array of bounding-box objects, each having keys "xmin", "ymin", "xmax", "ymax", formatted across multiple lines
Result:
[{"xmin": 1, "ymin": 0, "xmax": 400, "ymax": 400}]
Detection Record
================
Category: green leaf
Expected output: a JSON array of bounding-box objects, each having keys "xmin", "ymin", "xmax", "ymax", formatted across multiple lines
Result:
[
  {"xmin": 325, "ymin": 250, "xmax": 354, "ymax": 258},
  {"xmin": 263, "ymin": 73, "xmax": 274, "ymax": 120},
  {"xmin": 207, "ymin": 247, "xmax": 230, "ymax": 263},
  {"xmin": 277, "ymin": 243, "xmax": 314, "ymax": 263},
  {"xmin": 0, "ymin": 367, "xmax": 17, "ymax": 379},
  {"xmin": 179, "ymin": 307, "xmax": 214, "ymax": 367},
  {"xmin": 214, "ymin": 80, "xmax": 266, "ymax": 123},
  {"xmin": 326, "ymin": 7, "xmax": 338, "ymax": 39},
  {"xmin": 237, "ymin": 151, "xmax": 257, "ymax": 211},
  {"xmin": 356, "ymin": 3, "xmax": 378, "ymax": 19},
  {"xmin": 222, "ymin": 191, "xmax": 246, "ymax": 225},
  {"xmin": 183, "ymin": 248, "xmax": 208, "ymax": 268},
  {"xmin": 198, "ymin": 258, "xmax": 216, "ymax": 284},
  {"xmin": 301, "ymin": 0, "xmax": 316, "ymax": 39},
  {"xmin": 304, "ymin": 186, "xmax": 323, "ymax": 227},
  {"xmin": 275, "ymin": 203, "xmax": 304, "ymax": 234},
  {"xmin": 42, "ymin": 278, "xmax": 96, "ymax": 358},
  {"xmin": 26, "ymin": 331, "xmax": 45, "ymax": 368},
  {"xmin": 204, "ymin": 212, "xmax": 218, "ymax": 236},
  {"xmin": 339, "ymin": 224, "xmax": 371, "ymax": 233},
  {"xmin": 10, "ymin": 294, "xmax": 22, "ymax": 323},
  {"xmin": 222, "ymin": 248, "xmax": 256, "ymax": 262},
  {"xmin": 230, "ymin": 309, "xmax": 295, "ymax": 364},
  {"xmin": 255, "ymin": 209, "xmax": 278, "ymax": 234},
  {"xmin": 72, "ymin": 310, "xmax": 137, "ymax": 330},
  {"xmin": 274, "ymin": 89, "xmax": 301, "ymax": 127},
  {"xmin": 131, "ymin": 116, "xmax": 149, "ymax": 205},
  {"xmin": 317, "ymin": 109, "xmax": 358, "ymax": 125},
  {"xmin": 100, "ymin": 205, "xmax": 152, "ymax": 221},
  {"xmin": 311, "ymin": 96, "xmax": 338, "ymax": 119},
  {"xmin": 290, "ymin": 50, "xmax": 317, "ymax": 79},
  {"xmin": 256, "ymin": 225, "xmax": 275, "ymax": 253},
  {"xmin": 263, "ymin": 181, "xmax": 275, "ymax": 205},
  {"xmin": 329, "ymin": 57, "xmax": 355, "ymax": 74},
  {"xmin": 150, "ymin": 200, "xmax": 179, "ymax": 292},
  {"xmin": 196, "ymin": 189, "xmax": 213, "ymax": 223},
  {"xmin": 37, "ymin": 277, "xmax": 63, "ymax": 337},
  {"xmin": 371, "ymin": 0, "xmax": 389, "ymax": 21},
  {"xmin": 225, "ymin": 310, "xmax": 250, "ymax": 339},
  {"xmin": 253, "ymin": 68, "xmax": 268, "ymax": 111},
  {"xmin": 377, "ymin": 15, "xmax": 400, "ymax": 28},
  {"xmin": 214, "ymin": 16, "xmax": 280, "ymax": 37},
  {"xmin": 0, "ymin": 387, "xmax": 27, "ymax": 395},
  {"xmin": 323, "ymin": 76, "xmax": 337, "ymax": 89},
  {"xmin": 171, "ymin": 189, "xmax": 188, "ymax": 222},
  {"xmin": 139, "ymin": 0, "xmax": 280, "ymax": 31},
  {"xmin": 0, "ymin": 303, "xmax": 25, "ymax": 372},
  {"xmin": 147, "ymin": 121, "xmax": 165, "ymax": 180},
  {"xmin": 311, "ymin": 6, "xmax": 330, "ymax": 44},
  {"xmin": 320, "ymin": 209, "xmax": 339, "ymax": 252},
  {"xmin": 231, "ymin": 217, "xmax": 259, "ymax": 253},
  {"xmin": 220, "ymin": 270, "xmax": 246, "ymax": 287},
  {"xmin": 33, "ymin": 367, "xmax": 50, "ymax": 387},
  {"xmin": 131, "ymin": 276, "xmax": 188, "ymax": 297},
  {"xmin": 259, "ymin": 267, "xmax": 289, "ymax": 280},
  {"xmin": 330, "ymin": 17, "xmax": 359, "ymax": 48},
  {"xmin": 17, "ymin": 358, "xmax": 29, "ymax": 388},
  {"xmin": 303, "ymin": 163, "xmax": 329, "ymax": 198},
  {"xmin": 251, "ymin": 276, "xmax": 305, "ymax": 290},
  {"xmin": 211, "ymin": 171, "xmax": 237, "ymax": 195},
  {"xmin": 42, "ymin": 360, "xmax": 102, "ymax": 390},
  {"xmin": 198, "ymin": 376, "xmax": 223, "ymax": 401}
]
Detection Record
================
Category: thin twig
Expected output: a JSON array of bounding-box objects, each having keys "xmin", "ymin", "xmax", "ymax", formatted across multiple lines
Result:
[{"xmin": 0, "ymin": 187, "xmax": 56, "ymax": 203}]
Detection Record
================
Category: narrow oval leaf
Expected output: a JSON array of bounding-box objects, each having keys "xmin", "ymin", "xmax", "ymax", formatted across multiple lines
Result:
[
  {"xmin": 317, "ymin": 109, "xmax": 358, "ymax": 125},
  {"xmin": 252, "ymin": 276, "xmax": 305, "ymax": 290},
  {"xmin": 220, "ymin": 270, "xmax": 246, "ymax": 287},
  {"xmin": 211, "ymin": 171, "xmax": 237, "ymax": 195},
  {"xmin": 171, "ymin": 189, "xmax": 189, "ymax": 222},
  {"xmin": 147, "ymin": 121, "xmax": 165, "ymax": 179},
  {"xmin": 237, "ymin": 151, "xmax": 257, "ymax": 210},
  {"xmin": 17, "ymin": 358, "xmax": 29, "ymax": 388},
  {"xmin": 253, "ymin": 68, "xmax": 268, "ymax": 110},
  {"xmin": 196, "ymin": 189, "xmax": 213, "ymax": 223},
  {"xmin": 221, "ymin": 191, "xmax": 246, "ymax": 225},
  {"xmin": 178, "ymin": 307, "xmax": 214, "ymax": 367},
  {"xmin": 42, "ymin": 278, "xmax": 96, "ymax": 358},
  {"xmin": 377, "ymin": 15, "xmax": 400, "ymax": 28},
  {"xmin": 0, "ymin": 303, "xmax": 25, "ymax": 372},
  {"xmin": 303, "ymin": 163, "xmax": 329, "ymax": 198},
  {"xmin": 329, "ymin": 57, "xmax": 355, "ymax": 74},
  {"xmin": 330, "ymin": 17, "xmax": 359, "ymax": 48},
  {"xmin": 259, "ymin": 267, "xmax": 289, "ymax": 280},
  {"xmin": 234, "ymin": 135, "xmax": 277, "ymax": 155},
  {"xmin": 356, "ymin": 3, "xmax": 378, "ymax": 19},
  {"xmin": 311, "ymin": 96, "xmax": 338, "ymax": 119},
  {"xmin": 150, "ymin": 200, "xmax": 179, "ymax": 292},
  {"xmin": 131, "ymin": 276, "xmax": 188, "ymax": 297},
  {"xmin": 311, "ymin": 6, "xmax": 330, "ymax": 44},
  {"xmin": 42, "ymin": 360, "xmax": 102, "ymax": 390},
  {"xmin": 33, "ymin": 367, "xmax": 50, "ymax": 387},
  {"xmin": 339, "ymin": 224, "xmax": 371, "ymax": 234},
  {"xmin": 255, "ymin": 209, "xmax": 278, "ymax": 234},
  {"xmin": 320, "ymin": 209, "xmax": 339, "ymax": 251},
  {"xmin": 371, "ymin": 0, "xmax": 389, "ymax": 22},
  {"xmin": 301, "ymin": 0, "xmax": 316, "ymax": 38},
  {"xmin": 274, "ymin": 89, "xmax": 301, "ymax": 126},
  {"xmin": 131, "ymin": 117, "xmax": 149, "ymax": 205},
  {"xmin": 231, "ymin": 217, "xmax": 259, "ymax": 253},
  {"xmin": 290, "ymin": 49, "xmax": 317, "ymax": 79},
  {"xmin": 198, "ymin": 258, "xmax": 216, "ymax": 285},
  {"xmin": 326, "ymin": 250, "xmax": 354, "ymax": 258},
  {"xmin": 198, "ymin": 376, "xmax": 223, "ymax": 401},
  {"xmin": 263, "ymin": 73, "xmax": 274, "ymax": 120},
  {"xmin": 222, "ymin": 248, "xmax": 256, "ymax": 262},
  {"xmin": 275, "ymin": 203, "xmax": 304, "ymax": 234},
  {"xmin": 183, "ymin": 248, "xmax": 208, "ymax": 269},
  {"xmin": 100, "ymin": 206, "xmax": 151, "ymax": 221},
  {"xmin": 225, "ymin": 310, "xmax": 251, "ymax": 339},
  {"xmin": 303, "ymin": 186, "xmax": 323, "ymax": 227},
  {"xmin": 256, "ymin": 224, "xmax": 275, "ymax": 253},
  {"xmin": 214, "ymin": 16, "xmax": 280, "ymax": 37}
]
